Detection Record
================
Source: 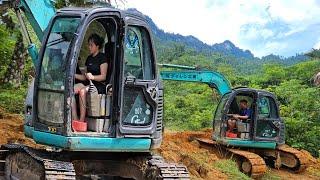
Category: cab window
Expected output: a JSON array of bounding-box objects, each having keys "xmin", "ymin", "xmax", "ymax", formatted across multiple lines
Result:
[
  {"xmin": 124, "ymin": 26, "xmax": 154, "ymax": 80},
  {"xmin": 215, "ymin": 93, "xmax": 230, "ymax": 120},
  {"xmin": 257, "ymin": 96, "xmax": 278, "ymax": 118},
  {"xmin": 39, "ymin": 17, "xmax": 80, "ymax": 90}
]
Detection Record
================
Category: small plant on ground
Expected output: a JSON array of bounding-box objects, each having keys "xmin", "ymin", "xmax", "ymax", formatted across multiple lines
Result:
[{"xmin": 213, "ymin": 159, "xmax": 251, "ymax": 180}]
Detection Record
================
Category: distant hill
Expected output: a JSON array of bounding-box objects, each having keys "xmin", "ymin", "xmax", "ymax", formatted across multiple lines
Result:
[
  {"xmin": 127, "ymin": 8, "xmax": 307, "ymax": 63},
  {"xmin": 144, "ymin": 14, "xmax": 255, "ymax": 59}
]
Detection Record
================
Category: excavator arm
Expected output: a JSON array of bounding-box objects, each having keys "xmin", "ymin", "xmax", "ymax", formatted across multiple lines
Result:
[
  {"xmin": 0, "ymin": 0, "xmax": 55, "ymax": 41},
  {"xmin": 0, "ymin": 0, "xmax": 56, "ymax": 65},
  {"xmin": 159, "ymin": 64, "xmax": 232, "ymax": 95}
]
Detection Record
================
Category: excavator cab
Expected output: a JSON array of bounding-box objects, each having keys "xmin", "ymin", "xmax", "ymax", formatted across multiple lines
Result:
[
  {"xmin": 213, "ymin": 88, "xmax": 285, "ymax": 148},
  {"xmin": 1, "ymin": 4, "xmax": 190, "ymax": 179},
  {"xmin": 27, "ymin": 7, "xmax": 164, "ymax": 151}
]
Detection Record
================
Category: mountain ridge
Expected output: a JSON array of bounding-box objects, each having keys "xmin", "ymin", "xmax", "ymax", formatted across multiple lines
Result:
[{"xmin": 127, "ymin": 8, "xmax": 307, "ymax": 62}]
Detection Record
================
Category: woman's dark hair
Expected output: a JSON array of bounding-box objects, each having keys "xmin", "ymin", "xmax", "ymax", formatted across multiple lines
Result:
[
  {"xmin": 88, "ymin": 33, "xmax": 104, "ymax": 49},
  {"xmin": 240, "ymin": 99, "xmax": 248, "ymax": 104}
]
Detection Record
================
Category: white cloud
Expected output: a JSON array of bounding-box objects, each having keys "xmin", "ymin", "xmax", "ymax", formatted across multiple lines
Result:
[{"xmin": 118, "ymin": 0, "xmax": 320, "ymax": 57}]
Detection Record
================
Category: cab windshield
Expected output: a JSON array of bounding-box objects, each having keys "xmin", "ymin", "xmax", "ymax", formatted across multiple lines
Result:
[{"xmin": 39, "ymin": 17, "xmax": 81, "ymax": 90}]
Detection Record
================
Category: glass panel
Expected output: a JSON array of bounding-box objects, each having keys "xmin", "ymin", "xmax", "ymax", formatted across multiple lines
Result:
[
  {"xmin": 37, "ymin": 90, "xmax": 64, "ymax": 126},
  {"xmin": 257, "ymin": 96, "xmax": 278, "ymax": 118},
  {"xmin": 256, "ymin": 121, "xmax": 278, "ymax": 138},
  {"xmin": 122, "ymin": 87, "xmax": 153, "ymax": 126},
  {"xmin": 39, "ymin": 17, "xmax": 80, "ymax": 90},
  {"xmin": 256, "ymin": 96, "xmax": 279, "ymax": 138},
  {"xmin": 124, "ymin": 26, "xmax": 153, "ymax": 80},
  {"xmin": 214, "ymin": 94, "xmax": 230, "ymax": 120}
]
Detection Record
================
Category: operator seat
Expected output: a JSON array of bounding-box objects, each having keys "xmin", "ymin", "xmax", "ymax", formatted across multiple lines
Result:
[
  {"xmin": 104, "ymin": 34, "xmax": 114, "ymax": 85},
  {"xmin": 237, "ymin": 102, "xmax": 254, "ymax": 139}
]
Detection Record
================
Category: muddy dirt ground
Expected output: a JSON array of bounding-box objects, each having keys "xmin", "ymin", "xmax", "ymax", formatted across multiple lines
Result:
[{"xmin": 1, "ymin": 109, "xmax": 319, "ymax": 179}]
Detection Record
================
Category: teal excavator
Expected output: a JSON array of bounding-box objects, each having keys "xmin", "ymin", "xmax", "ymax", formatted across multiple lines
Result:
[
  {"xmin": 0, "ymin": 0, "xmax": 189, "ymax": 179},
  {"xmin": 159, "ymin": 64, "xmax": 309, "ymax": 178}
]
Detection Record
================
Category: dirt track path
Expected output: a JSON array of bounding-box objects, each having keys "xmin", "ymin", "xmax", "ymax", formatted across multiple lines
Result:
[{"xmin": 0, "ymin": 109, "xmax": 319, "ymax": 179}]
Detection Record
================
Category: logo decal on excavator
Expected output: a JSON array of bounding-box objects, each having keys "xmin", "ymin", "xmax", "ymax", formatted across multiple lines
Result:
[{"xmin": 48, "ymin": 126, "xmax": 57, "ymax": 133}]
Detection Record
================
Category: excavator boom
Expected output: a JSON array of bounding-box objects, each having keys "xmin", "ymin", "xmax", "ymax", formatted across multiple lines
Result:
[
  {"xmin": 0, "ymin": 0, "xmax": 55, "ymax": 66},
  {"xmin": 159, "ymin": 64, "xmax": 232, "ymax": 95},
  {"xmin": 0, "ymin": 0, "xmax": 55, "ymax": 41}
]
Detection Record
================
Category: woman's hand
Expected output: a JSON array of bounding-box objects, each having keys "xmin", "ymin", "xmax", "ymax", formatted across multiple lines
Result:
[
  {"xmin": 85, "ymin": 73, "xmax": 95, "ymax": 80},
  {"xmin": 232, "ymin": 114, "xmax": 240, "ymax": 119}
]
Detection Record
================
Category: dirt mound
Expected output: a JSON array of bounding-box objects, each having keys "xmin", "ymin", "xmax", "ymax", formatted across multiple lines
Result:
[
  {"xmin": 158, "ymin": 130, "xmax": 228, "ymax": 179},
  {"xmin": 158, "ymin": 129, "xmax": 320, "ymax": 180},
  {"xmin": 0, "ymin": 108, "xmax": 37, "ymax": 147}
]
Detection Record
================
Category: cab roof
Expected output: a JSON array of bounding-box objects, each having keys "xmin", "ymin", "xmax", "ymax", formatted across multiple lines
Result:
[
  {"xmin": 232, "ymin": 87, "xmax": 276, "ymax": 96},
  {"xmin": 57, "ymin": 6, "xmax": 147, "ymax": 20}
]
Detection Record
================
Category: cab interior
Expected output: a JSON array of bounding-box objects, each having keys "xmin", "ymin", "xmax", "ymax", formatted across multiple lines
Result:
[
  {"xmin": 72, "ymin": 17, "xmax": 116, "ymax": 135},
  {"xmin": 224, "ymin": 91, "xmax": 255, "ymax": 139}
]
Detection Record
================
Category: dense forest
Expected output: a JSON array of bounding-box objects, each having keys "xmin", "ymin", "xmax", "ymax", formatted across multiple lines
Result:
[{"xmin": 0, "ymin": 2, "xmax": 319, "ymax": 157}]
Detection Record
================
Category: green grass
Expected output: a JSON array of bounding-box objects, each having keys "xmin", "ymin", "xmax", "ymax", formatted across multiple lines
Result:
[
  {"xmin": 261, "ymin": 169, "xmax": 281, "ymax": 180},
  {"xmin": 214, "ymin": 159, "xmax": 251, "ymax": 180}
]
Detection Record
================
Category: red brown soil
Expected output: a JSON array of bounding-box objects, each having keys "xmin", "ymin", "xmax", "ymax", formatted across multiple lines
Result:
[
  {"xmin": 157, "ymin": 129, "xmax": 228, "ymax": 179},
  {"xmin": 158, "ymin": 129, "xmax": 320, "ymax": 180},
  {"xmin": 0, "ymin": 108, "xmax": 37, "ymax": 147},
  {"xmin": 0, "ymin": 108, "xmax": 320, "ymax": 179}
]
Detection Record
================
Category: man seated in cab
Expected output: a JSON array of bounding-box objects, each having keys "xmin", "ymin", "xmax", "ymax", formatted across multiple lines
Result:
[{"xmin": 226, "ymin": 99, "xmax": 252, "ymax": 137}]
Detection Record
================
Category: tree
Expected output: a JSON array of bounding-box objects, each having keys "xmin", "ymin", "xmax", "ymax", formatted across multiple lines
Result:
[
  {"xmin": 305, "ymin": 48, "xmax": 320, "ymax": 86},
  {"xmin": 0, "ymin": 10, "xmax": 28, "ymax": 87},
  {"xmin": 314, "ymin": 72, "xmax": 320, "ymax": 86},
  {"xmin": 2, "ymin": 33, "xmax": 28, "ymax": 86}
]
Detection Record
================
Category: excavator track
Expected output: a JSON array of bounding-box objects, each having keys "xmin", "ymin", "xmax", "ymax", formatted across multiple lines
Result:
[
  {"xmin": 148, "ymin": 155, "xmax": 190, "ymax": 179},
  {"xmin": 227, "ymin": 148, "xmax": 267, "ymax": 178},
  {"xmin": 1, "ymin": 144, "xmax": 76, "ymax": 180},
  {"xmin": 276, "ymin": 145, "xmax": 309, "ymax": 172},
  {"xmin": 0, "ymin": 149, "xmax": 8, "ymax": 176},
  {"xmin": 1, "ymin": 144, "xmax": 189, "ymax": 179},
  {"xmin": 196, "ymin": 138, "xmax": 267, "ymax": 178}
]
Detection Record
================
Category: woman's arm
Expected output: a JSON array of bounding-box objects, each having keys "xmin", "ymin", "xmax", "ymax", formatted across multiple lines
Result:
[
  {"xmin": 233, "ymin": 114, "xmax": 249, "ymax": 120},
  {"xmin": 75, "ymin": 74, "xmax": 86, "ymax": 81},
  {"xmin": 86, "ymin": 62, "xmax": 108, "ymax": 82}
]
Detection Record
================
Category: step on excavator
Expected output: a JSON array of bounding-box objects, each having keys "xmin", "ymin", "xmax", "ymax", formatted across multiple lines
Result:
[
  {"xmin": 0, "ymin": 0, "xmax": 189, "ymax": 179},
  {"xmin": 160, "ymin": 64, "xmax": 310, "ymax": 178}
]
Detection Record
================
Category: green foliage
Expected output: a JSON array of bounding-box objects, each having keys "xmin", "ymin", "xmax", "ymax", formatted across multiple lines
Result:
[
  {"xmin": 0, "ymin": 24, "xmax": 16, "ymax": 78},
  {"xmin": 214, "ymin": 159, "xmax": 251, "ymax": 180},
  {"xmin": 0, "ymin": 85, "xmax": 27, "ymax": 113},
  {"xmin": 261, "ymin": 169, "xmax": 281, "ymax": 180},
  {"xmin": 270, "ymin": 80, "xmax": 320, "ymax": 155},
  {"xmin": 163, "ymin": 81, "xmax": 218, "ymax": 130},
  {"xmin": 306, "ymin": 48, "xmax": 320, "ymax": 59}
]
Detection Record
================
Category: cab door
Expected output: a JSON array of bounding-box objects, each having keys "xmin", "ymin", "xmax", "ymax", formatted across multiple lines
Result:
[
  {"xmin": 35, "ymin": 16, "xmax": 81, "ymax": 135},
  {"xmin": 213, "ymin": 93, "xmax": 231, "ymax": 139},
  {"xmin": 254, "ymin": 93, "xmax": 282, "ymax": 141},
  {"xmin": 118, "ymin": 17, "xmax": 158, "ymax": 136}
]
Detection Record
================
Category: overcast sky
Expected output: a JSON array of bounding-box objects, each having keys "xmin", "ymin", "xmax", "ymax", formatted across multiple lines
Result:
[{"xmin": 118, "ymin": 0, "xmax": 320, "ymax": 57}]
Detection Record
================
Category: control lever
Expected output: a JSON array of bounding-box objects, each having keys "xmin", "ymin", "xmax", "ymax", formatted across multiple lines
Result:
[{"xmin": 125, "ymin": 75, "xmax": 136, "ymax": 85}]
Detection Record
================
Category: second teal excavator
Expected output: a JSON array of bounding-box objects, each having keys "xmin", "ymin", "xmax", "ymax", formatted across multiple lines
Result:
[{"xmin": 160, "ymin": 63, "xmax": 309, "ymax": 178}]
